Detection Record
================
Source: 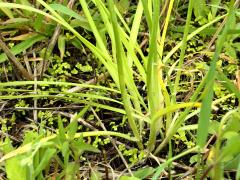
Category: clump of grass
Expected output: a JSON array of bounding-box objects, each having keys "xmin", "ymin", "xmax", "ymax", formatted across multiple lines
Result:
[{"xmin": 0, "ymin": 0, "xmax": 239, "ymax": 179}]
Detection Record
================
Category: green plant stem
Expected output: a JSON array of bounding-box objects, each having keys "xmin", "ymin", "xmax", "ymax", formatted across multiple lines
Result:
[
  {"xmin": 197, "ymin": 0, "xmax": 235, "ymax": 148},
  {"xmin": 213, "ymin": 110, "xmax": 235, "ymax": 179},
  {"xmin": 146, "ymin": 0, "xmax": 162, "ymax": 152},
  {"xmin": 196, "ymin": 1, "xmax": 235, "ymax": 178},
  {"xmin": 107, "ymin": 0, "xmax": 143, "ymax": 149},
  {"xmin": 172, "ymin": 0, "xmax": 194, "ymax": 103},
  {"xmin": 154, "ymin": 76, "xmax": 207, "ymax": 154},
  {"xmin": 157, "ymin": 0, "xmax": 174, "ymax": 132},
  {"xmin": 140, "ymin": 0, "xmax": 152, "ymax": 32}
]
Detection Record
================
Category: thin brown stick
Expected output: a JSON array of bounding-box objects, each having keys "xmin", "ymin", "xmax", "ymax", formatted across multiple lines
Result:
[
  {"xmin": 90, "ymin": 107, "xmax": 133, "ymax": 176},
  {"xmin": 23, "ymin": 50, "xmax": 33, "ymax": 76},
  {"xmin": 33, "ymin": 52, "xmax": 38, "ymax": 123},
  {"xmin": 67, "ymin": 72, "xmax": 109, "ymax": 93},
  {"xmin": 39, "ymin": 0, "xmax": 76, "ymax": 78},
  {"xmin": 55, "ymin": 111, "xmax": 97, "ymax": 130},
  {"xmin": 0, "ymin": 33, "xmax": 33, "ymax": 80},
  {"xmin": 2, "ymin": 63, "xmax": 9, "ymax": 81}
]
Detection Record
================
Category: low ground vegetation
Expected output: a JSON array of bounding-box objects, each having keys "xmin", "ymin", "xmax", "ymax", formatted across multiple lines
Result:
[{"xmin": 0, "ymin": 0, "xmax": 240, "ymax": 179}]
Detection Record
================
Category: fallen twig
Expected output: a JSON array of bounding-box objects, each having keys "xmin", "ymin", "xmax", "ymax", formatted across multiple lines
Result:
[
  {"xmin": 0, "ymin": 33, "xmax": 33, "ymax": 80},
  {"xmin": 39, "ymin": 0, "xmax": 76, "ymax": 78}
]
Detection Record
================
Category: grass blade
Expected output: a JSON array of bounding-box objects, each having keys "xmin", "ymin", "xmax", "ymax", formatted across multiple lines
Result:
[
  {"xmin": 197, "ymin": 0, "xmax": 235, "ymax": 148},
  {"xmin": 0, "ymin": 34, "xmax": 46, "ymax": 63},
  {"xmin": 107, "ymin": 0, "xmax": 143, "ymax": 148}
]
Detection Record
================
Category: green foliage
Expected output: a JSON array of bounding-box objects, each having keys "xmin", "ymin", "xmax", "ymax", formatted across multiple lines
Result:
[
  {"xmin": 207, "ymin": 107, "xmax": 240, "ymax": 179},
  {"xmin": 0, "ymin": 0, "xmax": 239, "ymax": 179},
  {"xmin": 0, "ymin": 115, "xmax": 103, "ymax": 179},
  {"xmin": 0, "ymin": 35, "xmax": 46, "ymax": 63}
]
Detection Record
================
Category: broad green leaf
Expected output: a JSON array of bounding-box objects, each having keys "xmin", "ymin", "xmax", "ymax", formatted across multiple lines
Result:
[
  {"xmin": 221, "ymin": 134, "xmax": 240, "ymax": 160},
  {"xmin": 211, "ymin": 0, "xmax": 221, "ymax": 18},
  {"xmin": 49, "ymin": 3, "xmax": 86, "ymax": 21},
  {"xmin": 224, "ymin": 154, "xmax": 240, "ymax": 170},
  {"xmin": 34, "ymin": 148, "xmax": 56, "ymax": 176},
  {"xmin": 2, "ymin": 138, "xmax": 27, "ymax": 180},
  {"xmin": 1, "ymin": 138, "xmax": 14, "ymax": 154},
  {"xmin": 71, "ymin": 38, "xmax": 83, "ymax": 49},
  {"xmin": 61, "ymin": 141, "xmax": 70, "ymax": 161},
  {"xmin": 194, "ymin": 0, "xmax": 208, "ymax": 20},
  {"xmin": 90, "ymin": 168, "xmax": 102, "ymax": 180},
  {"xmin": 216, "ymin": 70, "xmax": 240, "ymax": 99},
  {"xmin": 208, "ymin": 121, "xmax": 220, "ymax": 134},
  {"xmin": 133, "ymin": 167, "xmax": 155, "ymax": 179},
  {"xmin": 50, "ymin": 3, "xmax": 93, "ymax": 31},
  {"xmin": 197, "ymin": 0, "xmax": 235, "ymax": 148},
  {"xmin": 115, "ymin": 0, "xmax": 130, "ymax": 15},
  {"xmin": 58, "ymin": 34, "xmax": 65, "ymax": 59},
  {"xmin": 224, "ymin": 43, "xmax": 236, "ymax": 59},
  {"xmin": 70, "ymin": 19, "xmax": 91, "ymax": 31},
  {"xmin": 119, "ymin": 176, "xmax": 141, "ymax": 180},
  {"xmin": 0, "ymin": 18, "xmax": 30, "ymax": 30},
  {"xmin": 152, "ymin": 162, "xmax": 168, "ymax": 180},
  {"xmin": 0, "ymin": 0, "xmax": 14, "ymax": 18},
  {"xmin": 71, "ymin": 139, "xmax": 100, "ymax": 156},
  {"xmin": 22, "ymin": 131, "xmax": 39, "ymax": 145},
  {"xmin": 65, "ymin": 162, "xmax": 79, "ymax": 180},
  {"xmin": 33, "ymin": 13, "xmax": 45, "ymax": 32},
  {"xmin": 0, "ymin": 131, "xmax": 137, "ymax": 163},
  {"xmin": 67, "ymin": 106, "xmax": 89, "ymax": 140},
  {"xmin": 223, "ymin": 110, "xmax": 240, "ymax": 133},
  {"xmin": 67, "ymin": 117, "xmax": 78, "ymax": 141},
  {"xmin": 72, "ymin": 141, "xmax": 99, "ymax": 164},
  {"xmin": 236, "ymin": 160, "xmax": 240, "ymax": 180},
  {"xmin": 57, "ymin": 115, "xmax": 66, "ymax": 141},
  {"xmin": 5, "ymin": 156, "xmax": 28, "ymax": 180},
  {"xmin": 0, "ymin": 34, "xmax": 46, "ymax": 63}
]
